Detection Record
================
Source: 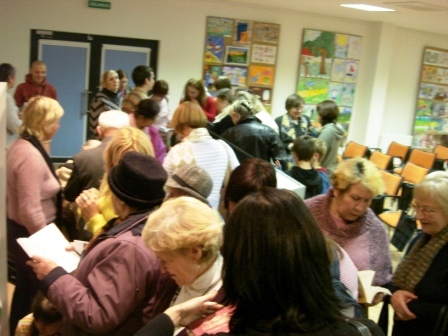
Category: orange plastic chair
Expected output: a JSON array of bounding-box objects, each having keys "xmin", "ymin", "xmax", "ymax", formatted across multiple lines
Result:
[
  {"xmin": 369, "ymin": 151, "xmax": 393, "ymax": 170},
  {"xmin": 394, "ymin": 148, "xmax": 436, "ymax": 174},
  {"xmin": 342, "ymin": 141, "xmax": 369, "ymax": 159},
  {"xmin": 433, "ymin": 144, "xmax": 448, "ymax": 170},
  {"xmin": 386, "ymin": 141, "xmax": 411, "ymax": 164}
]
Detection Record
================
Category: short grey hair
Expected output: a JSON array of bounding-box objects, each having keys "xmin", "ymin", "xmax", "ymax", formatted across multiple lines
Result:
[{"xmin": 414, "ymin": 171, "xmax": 448, "ymax": 216}]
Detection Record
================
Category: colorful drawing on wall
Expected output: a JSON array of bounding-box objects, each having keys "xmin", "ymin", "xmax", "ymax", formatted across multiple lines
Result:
[
  {"xmin": 345, "ymin": 60, "xmax": 358, "ymax": 82},
  {"xmin": 222, "ymin": 66, "xmax": 247, "ymax": 86},
  {"xmin": 225, "ymin": 46, "xmax": 249, "ymax": 65},
  {"xmin": 334, "ymin": 34, "xmax": 349, "ymax": 58},
  {"xmin": 437, "ymin": 68, "xmax": 448, "ymax": 84},
  {"xmin": 251, "ymin": 44, "xmax": 276, "ymax": 64},
  {"xmin": 248, "ymin": 66, "xmax": 275, "ymax": 86},
  {"xmin": 419, "ymin": 83, "xmax": 436, "ymax": 99},
  {"xmin": 432, "ymin": 102, "xmax": 448, "ymax": 117},
  {"xmin": 297, "ymin": 77, "xmax": 329, "ymax": 105},
  {"xmin": 424, "ymin": 49, "xmax": 448, "ymax": 67},
  {"xmin": 299, "ymin": 55, "xmax": 331, "ymax": 79},
  {"xmin": 422, "ymin": 65, "xmax": 438, "ymax": 83},
  {"xmin": 203, "ymin": 65, "xmax": 222, "ymax": 90},
  {"xmin": 416, "ymin": 99, "xmax": 433, "ymax": 115},
  {"xmin": 207, "ymin": 17, "xmax": 233, "ymax": 37},
  {"xmin": 341, "ymin": 83, "xmax": 355, "ymax": 106},
  {"xmin": 253, "ymin": 23, "xmax": 279, "ymax": 44},
  {"xmin": 233, "ymin": 20, "xmax": 252, "ymax": 45},
  {"xmin": 339, "ymin": 106, "xmax": 352, "ymax": 124},
  {"xmin": 347, "ymin": 36, "xmax": 362, "ymax": 60},
  {"xmin": 302, "ymin": 30, "xmax": 335, "ymax": 73},
  {"xmin": 331, "ymin": 59, "xmax": 346, "ymax": 82},
  {"xmin": 204, "ymin": 36, "xmax": 224, "ymax": 64}
]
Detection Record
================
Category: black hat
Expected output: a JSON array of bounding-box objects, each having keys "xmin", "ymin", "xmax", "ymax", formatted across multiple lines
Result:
[{"xmin": 108, "ymin": 152, "xmax": 167, "ymax": 209}]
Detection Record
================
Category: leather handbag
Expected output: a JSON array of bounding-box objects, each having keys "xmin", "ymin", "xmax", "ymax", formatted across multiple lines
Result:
[{"xmin": 347, "ymin": 319, "xmax": 372, "ymax": 336}]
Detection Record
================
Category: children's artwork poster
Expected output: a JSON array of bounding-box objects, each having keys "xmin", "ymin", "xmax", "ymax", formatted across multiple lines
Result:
[
  {"xmin": 413, "ymin": 47, "xmax": 448, "ymax": 149},
  {"xmin": 233, "ymin": 20, "xmax": 252, "ymax": 45},
  {"xmin": 203, "ymin": 65, "xmax": 222, "ymax": 90},
  {"xmin": 251, "ymin": 44, "xmax": 277, "ymax": 64},
  {"xmin": 225, "ymin": 46, "xmax": 249, "ymax": 66},
  {"xmin": 297, "ymin": 29, "xmax": 362, "ymax": 128},
  {"xmin": 207, "ymin": 17, "xmax": 233, "ymax": 37},
  {"xmin": 253, "ymin": 23, "xmax": 280, "ymax": 44},
  {"xmin": 248, "ymin": 66, "xmax": 275, "ymax": 86},
  {"xmin": 222, "ymin": 66, "xmax": 247, "ymax": 86},
  {"xmin": 204, "ymin": 36, "xmax": 224, "ymax": 64}
]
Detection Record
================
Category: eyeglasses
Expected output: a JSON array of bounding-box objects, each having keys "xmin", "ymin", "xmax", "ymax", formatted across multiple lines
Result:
[{"xmin": 411, "ymin": 204, "xmax": 436, "ymax": 217}]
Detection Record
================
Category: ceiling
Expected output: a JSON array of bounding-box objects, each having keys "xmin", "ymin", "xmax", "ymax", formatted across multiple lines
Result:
[{"xmin": 212, "ymin": 0, "xmax": 448, "ymax": 36}]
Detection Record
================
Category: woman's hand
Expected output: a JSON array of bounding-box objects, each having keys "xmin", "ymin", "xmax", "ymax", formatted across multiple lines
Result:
[
  {"xmin": 391, "ymin": 290, "xmax": 418, "ymax": 320},
  {"xmin": 26, "ymin": 255, "xmax": 58, "ymax": 280},
  {"xmin": 76, "ymin": 189, "xmax": 99, "ymax": 221},
  {"xmin": 165, "ymin": 291, "xmax": 223, "ymax": 327}
]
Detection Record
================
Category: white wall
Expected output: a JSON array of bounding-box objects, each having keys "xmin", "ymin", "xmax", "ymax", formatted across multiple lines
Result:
[{"xmin": 0, "ymin": 0, "xmax": 447, "ymax": 146}]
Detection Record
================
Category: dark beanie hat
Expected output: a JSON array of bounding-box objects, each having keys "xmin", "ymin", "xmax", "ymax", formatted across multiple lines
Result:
[{"xmin": 108, "ymin": 152, "xmax": 167, "ymax": 209}]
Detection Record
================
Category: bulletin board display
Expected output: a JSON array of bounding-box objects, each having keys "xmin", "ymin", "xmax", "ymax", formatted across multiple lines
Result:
[
  {"xmin": 203, "ymin": 16, "xmax": 280, "ymax": 111},
  {"xmin": 296, "ymin": 29, "xmax": 362, "ymax": 131},
  {"xmin": 412, "ymin": 47, "xmax": 448, "ymax": 149}
]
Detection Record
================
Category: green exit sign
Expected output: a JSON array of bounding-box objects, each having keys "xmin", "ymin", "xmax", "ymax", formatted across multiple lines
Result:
[{"xmin": 88, "ymin": 0, "xmax": 111, "ymax": 9}]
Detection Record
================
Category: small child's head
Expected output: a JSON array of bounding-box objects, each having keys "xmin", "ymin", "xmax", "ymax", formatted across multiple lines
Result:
[
  {"xmin": 312, "ymin": 138, "xmax": 327, "ymax": 166},
  {"xmin": 214, "ymin": 76, "xmax": 231, "ymax": 91},
  {"xmin": 215, "ymin": 88, "xmax": 234, "ymax": 114},
  {"xmin": 31, "ymin": 291, "xmax": 63, "ymax": 336},
  {"xmin": 135, "ymin": 99, "xmax": 160, "ymax": 129},
  {"xmin": 291, "ymin": 135, "xmax": 316, "ymax": 163},
  {"xmin": 152, "ymin": 80, "xmax": 169, "ymax": 99}
]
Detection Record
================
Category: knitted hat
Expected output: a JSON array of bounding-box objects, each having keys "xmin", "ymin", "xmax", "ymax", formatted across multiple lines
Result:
[
  {"xmin": 165, "ymin": 164, "xmax": 213, "ymax": 204},
  {"xmin": 108, "ymin": 152, "xmax": 167, "ymax": 209},
  {"xmin": 99, "ymin": 110, "xmax": 130, "ymax": 130}
]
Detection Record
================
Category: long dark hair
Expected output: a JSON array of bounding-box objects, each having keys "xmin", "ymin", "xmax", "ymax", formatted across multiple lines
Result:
[{"xmin": 222, "ymin": 188, "xmax": 343, "ymax": 333}]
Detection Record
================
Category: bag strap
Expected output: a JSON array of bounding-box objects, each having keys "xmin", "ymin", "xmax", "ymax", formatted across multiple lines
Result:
[
  {"xmin": 347, "ymin": 320, "xmax": 372, "ymax": 336},
  {"xmin": 433, "ymin": 305, "xmax": 448, "ymax": 336}
]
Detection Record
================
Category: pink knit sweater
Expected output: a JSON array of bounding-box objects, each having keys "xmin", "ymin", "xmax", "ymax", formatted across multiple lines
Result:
[
  {"xmin": 7, "ymin": 139, "xmax": 60, "ymax": 234},
  {"xmin": 305, "ymin": 189, "xmax": 392, "ymax": 286}
]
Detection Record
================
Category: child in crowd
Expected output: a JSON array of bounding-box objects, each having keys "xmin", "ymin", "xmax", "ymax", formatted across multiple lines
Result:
[
  {"xmin": 285, "ymin": 135, "xmax": 323, "ymax": 199},
  {"xmin": 312, "ymin": 137, "xmax": 330, "ymax": 194},
  {"xmin": 15, "ymin": 291, "xmax": 63, "ymax": 336}
]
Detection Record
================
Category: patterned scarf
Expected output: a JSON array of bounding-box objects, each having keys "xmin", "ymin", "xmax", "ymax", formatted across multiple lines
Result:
[{"xmin": 392, "ymin": 224, "xmax": 448, "ymax": 292}]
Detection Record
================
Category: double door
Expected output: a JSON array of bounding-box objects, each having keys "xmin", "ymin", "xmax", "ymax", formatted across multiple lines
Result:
[{"xmin": 30, "ymin": 30, "xmax": 159, "ymax": 159}]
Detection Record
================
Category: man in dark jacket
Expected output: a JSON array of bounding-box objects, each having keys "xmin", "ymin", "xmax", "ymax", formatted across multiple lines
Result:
[{"xmin": 221, "ymin": 99, "xmax": 286, "ymax": 164}]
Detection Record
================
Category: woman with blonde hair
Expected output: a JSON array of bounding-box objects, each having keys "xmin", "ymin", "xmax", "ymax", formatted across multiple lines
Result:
[
  {"xmin": 163, "ymin": 101, "xmax": 239, "ymax": 209},
  {"xmin": 305, "ymin": 157, "xmax": 392, "ymax": 287},
  {"xmin": 7, "ymin": 96, "xmax": 64, "ymax": 332},
  {"xmin": 89, "ymin": 70, "xmax": 120, "ymax": 139},
  {"xmin": 142, "ymin": 196, "xmax": 224, "ymax": 327},
  {"xmin": 76, "ymin": 126, "xmax": 154, "ymax": 235},
  {"xmin": 181, "ymin": 77, "xmax": 216, "ymax": 121}
]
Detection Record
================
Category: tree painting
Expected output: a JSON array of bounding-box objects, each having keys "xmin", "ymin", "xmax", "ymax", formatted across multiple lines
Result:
[{"xmin": 302, "ymin": 31, "xmax": 335, "ymax": 75}]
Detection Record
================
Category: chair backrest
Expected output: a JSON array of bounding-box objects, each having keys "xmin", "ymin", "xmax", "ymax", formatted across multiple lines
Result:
[
  {"xmin": 369, "ymin": 151, "xmax": 393, "ymax": 170},
  {"xmin": 343, "ymin": 141, "xmax": 368, "ymax": 159},
  {"xmin": 387, "ymin": 141, "xmax": 411, "ymax": 163},
  {"xmin": 434, "ymin": 144, "xmax": 448, "ymax": 160},
  {"xmin": 380, "ymin": 170, "xmax": 403, "ymax": 196},
  {"xmin": 400, "ymin": 162, "xmax": 429, "ymax": 184},
  {"xmin": 407, "ymin": 148, "xmax": 436, "ymax": 169}
]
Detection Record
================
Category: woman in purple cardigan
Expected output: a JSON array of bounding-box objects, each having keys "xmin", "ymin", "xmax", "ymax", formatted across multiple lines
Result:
[{"xmin": 305, "ymin": 157, "xmax": 392, "ymax": 287}]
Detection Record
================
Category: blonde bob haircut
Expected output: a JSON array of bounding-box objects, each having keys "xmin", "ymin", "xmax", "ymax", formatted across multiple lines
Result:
[
  {"xmin": 414, "ymin": 171, "xmax": 448, "ymax": 217},
  {"xmin": 101, "ymin": 70, "xmax": 118, "ymax": 88},
  {"xmin": 19, "ymin": 96, "xmax": 64, "ymax": 141},
  {"xmin": 171, "ymin": 101, "xmax": 207, "ymax": 134},
  {"xmin": 143, "ymin": 196, "xmax": 224, "ymax": 264},
  {"xmin": 100, "ymin": 126, "xmax": 154, "ymax": 195},
  {"xmin": 331, "ymin": 157, "xmax": 385, "ymax": 197}
]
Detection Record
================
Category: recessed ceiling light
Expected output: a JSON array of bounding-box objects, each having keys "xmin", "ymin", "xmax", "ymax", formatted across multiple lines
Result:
[{"xmin": 340, "ymin": 4, "xmax": 396, "ymax": 11}]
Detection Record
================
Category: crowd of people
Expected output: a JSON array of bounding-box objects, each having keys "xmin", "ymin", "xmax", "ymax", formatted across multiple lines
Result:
[{"xmin": 2, "ymin": 61, "xmax": 448, "ymax": 336}]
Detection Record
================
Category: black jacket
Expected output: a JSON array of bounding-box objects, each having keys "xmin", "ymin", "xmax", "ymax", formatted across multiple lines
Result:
[
  {"xmin": 221, "ymin": 116, "xmax": 287, "ymax": 163},
  {"xmin": 286, "ymin": 166, "xmax": 323, "ymax": 199}
]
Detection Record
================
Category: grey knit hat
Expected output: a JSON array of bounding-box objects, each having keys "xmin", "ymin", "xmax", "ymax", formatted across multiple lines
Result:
[{"xmin": 165, "ymin": 164, "xmax": 213, "ymax": 204}]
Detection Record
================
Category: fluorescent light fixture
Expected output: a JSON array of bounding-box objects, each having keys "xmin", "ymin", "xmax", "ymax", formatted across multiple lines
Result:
[{"xmin": 340, "ymin": 4, "xmax": 396, "ymax": 11}]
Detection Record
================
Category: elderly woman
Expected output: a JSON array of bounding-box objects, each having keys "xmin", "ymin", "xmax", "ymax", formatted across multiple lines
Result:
[
  {"xmin": 76, "ymin": 126, "xmax": 154, "ymax": 235},
  {"xmin": 390, "ymin": 171, "xmax": 448, "ymax": 335},
  {"xmin": 89, "ymin": 70, "xmax": 120, "ymax": 139},
  {"xmin": 221, "ymin": 99, "xmax": 286, "ymax": 165},
  {"xmin": 142, "ymin": 197, "xmax": 224, "ymax": 327},
  {"xmin": 28, "ymin": 152, "xmax": 167, "ymax": 335},
  {"xmin": 7, "ymin": 96, "xmax": 64, "ymax": 332},
  {"xmin": 305, "ymin": 157, "xmax": 391, "ymax": 287},
  {"xmin": 134, "ymin": 188, "xmax": 384, "ymax": 335},
  {"xmin": 163, "ymin": 101, "xmax": 239, "ymax": 209}
]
